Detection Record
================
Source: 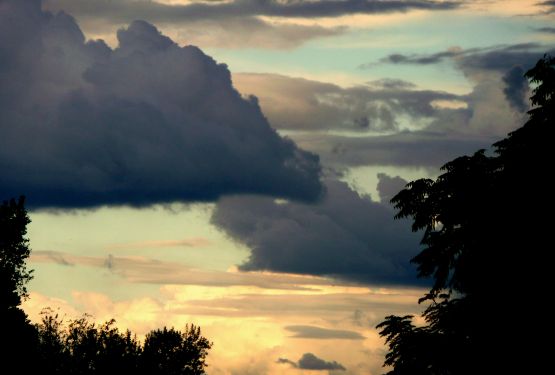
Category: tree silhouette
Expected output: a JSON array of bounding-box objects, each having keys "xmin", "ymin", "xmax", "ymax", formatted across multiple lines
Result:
[
  {"xmin": 0, "ymin": 196, "xmax": 40, "ymax": 371},
  {"xmin": 0, "ymin": 196, "xmax": 33, "ymax": 309},
  {"xmin": 142, "ymin": 326, "xmax": 212, "ymax": 375},
  {"xmin": 377, "ymin": 55, "xmax": 554, "ymax": 374},
  {"xmin": 36, "ymin": 312, "xmax": 213, "ymax": 375}
]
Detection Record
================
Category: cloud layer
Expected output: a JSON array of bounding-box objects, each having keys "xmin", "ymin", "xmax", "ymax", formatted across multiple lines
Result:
[
  {"xmin": 212, "ymin": 179, "xmax": 422, "ymax": 285},
  {"xmin": 0, "ymin": 0, "xmax": 322, "ymax": 208}
]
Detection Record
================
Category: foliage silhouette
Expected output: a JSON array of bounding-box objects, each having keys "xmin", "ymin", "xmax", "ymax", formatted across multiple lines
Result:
[
  {"xmin": 143, "ymin": 326, "xmax": 212, "ymax": 375},
  {"xmin": 377, "ymin": 55, "xmax": 554, "ymax": 374},
  {"xmin": 35, "ymin": 303, "xmax": 213, "ymax": 375},
  {"xmin": 0, "ymin": 196, "xmax": 33, "ymax": 308},
  {"xmin": 0, "ymin": 196, "xmax": 40, "ymax": 372}
]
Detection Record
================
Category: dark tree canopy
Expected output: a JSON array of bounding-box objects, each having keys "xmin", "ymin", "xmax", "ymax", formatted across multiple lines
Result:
[
  {"xmin": 378, "ymin": 55, "xmax": 554, "ymax": 374},
  {"xmin": 0, "ymin": 196, "xmax": 39, "ymax": 372},
  {"xmin": 143, "ymin": 326, "xmax": 212, "ymax": 375},
  {"xmin": 0, "ymin": 196, "xmax": 33, "ymax": 309}
]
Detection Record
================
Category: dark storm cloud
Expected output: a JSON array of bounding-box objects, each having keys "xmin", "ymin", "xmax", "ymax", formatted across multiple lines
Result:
[
  {"xmin": 278, "ymin": 353, "xmax": 346, "ymax": 371},
  {"xmin": 377, "ymin": 173, "xmax": 407, "ymax": 204},
  {"xmin": 44, "ymin": 0, "xmax": 461, "ymax": 24},
  {"xmin": 211, "ymin": 179, "xmax": 422, "ymax": 285},
  {"xmin": 285, "ymin": 325, "xmax": 365, "ymax": 340},
  {"xmin": 0, "ymin": 0, "xmax": 322, "ymax": 208},
  {"xmin": 502, "ymin": 66, "xmax": 529, "ymax": 112}
]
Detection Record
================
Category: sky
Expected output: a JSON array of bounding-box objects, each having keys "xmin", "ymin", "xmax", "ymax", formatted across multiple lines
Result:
[{"xmin": 1, "ymin": 0, "xmax": 553, "ymax": 374}]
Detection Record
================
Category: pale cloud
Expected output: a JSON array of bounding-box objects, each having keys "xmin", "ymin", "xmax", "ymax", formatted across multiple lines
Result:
[{"xmin": 30, "ymin": 250, "xmax": 339, "ymax": 290}]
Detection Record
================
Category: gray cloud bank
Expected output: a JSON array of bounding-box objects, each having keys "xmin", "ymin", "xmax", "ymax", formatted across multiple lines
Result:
[
  {"xmin": 212, "ymin": 179, "xmax": 422, "ymax": 285},
  {"xmin": 40, "ymin": 0, "xmax": 460, "ymax": 49},
  {"xmin": 278, "ymin": 353, "xmax": 346, "ymax": 371},
  {"xmin": 44, "ymin": 0, "xmax": 460, "ymax": 23},
  {"xmin": 0, "ymin": 0, "xmax": 322, "ymax": 208}
]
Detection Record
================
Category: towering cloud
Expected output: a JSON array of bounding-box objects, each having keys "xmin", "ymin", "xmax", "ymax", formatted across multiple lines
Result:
[{"xmin": 0, "ymin": 0, "xmax": 322, "ymax": 208}]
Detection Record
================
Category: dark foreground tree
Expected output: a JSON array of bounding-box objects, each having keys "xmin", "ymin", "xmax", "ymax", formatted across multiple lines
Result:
[
  {"xmin": 0, "ymin": 196, "xmax": 39, "ymax": 371},
  {"xmin": 377, "ymin": 55, "xmax": 554, "ymax": 374}
]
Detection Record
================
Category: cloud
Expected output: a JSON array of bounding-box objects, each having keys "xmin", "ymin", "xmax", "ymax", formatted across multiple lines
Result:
[
  {"xmin": 290, "ymin": 131, "xmax": 491, "ymax": 169},
  {"xmin": 537, "ymin": 0, "xmax": 555, "ymax": 13},
  {"xmin": 30, "ymin": 250, "xmax": 338, "ymax": 290},
  {"xmin": 41, "ymin": 0, "xmax": 459, "ymax": 48},
  {"xmin": 366, "ymin": 44, "xmax": 553, "ymax": 72},
  {"xmin": 376, "ymin": 173, "xmax": 407, "ymax": 204},
  {"xmin": 285, "ymin": 325, "xmax": 365, "ymax": 340},
  {"xmin": 233, "ymin": 73, "xmax": 463, "ymax": 132},
  {"xmin": 278, "ymin": 353, "xmax": 346, "ymax": 371},
  {"xmin": 536, "ymin": 27, "xmax": 555, "ymax": 33},
  {"xmin": 298, "ymin": 353, "xmax": 346, "ymax": 371},
  {"xmin": 44, "ymin": 0, "xmax": 460, "ymax": 23},
  {"xmin": 212, "ymin": 179, "xmax": 423, "ymax": 285},
  {"xmin": 277, "ymin": 357, "xmax": 298, "ymax": 368},
  {"xmin": 105, "ymin": 238, "xmax": 211, "ymax": 250},
  {"xmin": 0, "ymin": 0, "xmax": 322, "ymax": 208},
  {"xmin": 372, "ymin": 49, "xmax": 465, "ymax": 66},
  {"xmin": 502, "ymin": 66, "xmax": 529, "ymax": 112},
  {"xmin": 172, "ymin": 17, "xmax": 346, "ymax": 49}
]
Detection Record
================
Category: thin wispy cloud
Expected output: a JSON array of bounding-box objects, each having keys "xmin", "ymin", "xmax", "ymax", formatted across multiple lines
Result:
[
  {"xmin": 285, "ymin": 325, "xmax": 365, "ymax": 340},
  {"xmin": 105, "ymin": 238, "xmax": 212, "ymax": 250}
]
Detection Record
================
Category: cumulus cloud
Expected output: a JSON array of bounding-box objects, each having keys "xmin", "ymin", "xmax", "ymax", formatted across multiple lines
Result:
[
  {"xmin": 285, "ymin": 325, "xmax": 365, "ymax": 340},
  {"xmin": 278, "ymin": 353, "xmax": 346, "ymax": 371},
  {"xmin": 377, "ymin": 173, "xmax": 407, "ymax": 204},
  {"xmin": 0, "ymin": 0, "xmax": 322, "ymax": 208},
  {"xmin": 211, "ymin": 179, "xmax": 422, "ymax": 285},
  {"xmin": 502, "ymin": 66, "xmax": 529, "ymax": 112}
]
